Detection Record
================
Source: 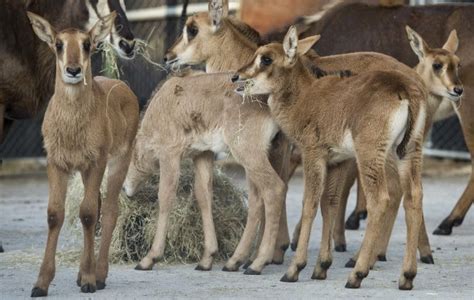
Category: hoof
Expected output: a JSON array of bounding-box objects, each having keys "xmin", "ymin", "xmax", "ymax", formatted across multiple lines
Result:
[
  {"xmin": 280, "ymin": 273, "xmax": 298, "ymax": 283},
  {"xmin": 134, "ymin": 263, "xmax": 153, "ymax": 271},
  {"xmin": 243, "ymin": 267, "xmax": 261, "ymax": 275},
  {"xmin": 31, "ymin": 287, "xmax": 47, "ymax": 297},
  {"xmin": 433, "ymin": 218, "xmax": 453, "ymax": 235},
  {"xmin": 222, "ymin": 265, "xmax": 239, "ymax": 272},
  {"xmin": 320, "ymin": 261, "xmax": 332, "ymax": 270},
  {"xmin": 195, "ymin": 264, "xmax": 211, "ymax": 271},
  {"xmin": 96, "ymin": 281, "xmax": 106, "ymax": 290},
  {"xmin": 80, "ymin": 283, "xmax": 97, "ymax": 293},
  {"xmin": 242, "ymin": 260, "xmax": 253, "ymax": 269},
  {"xmin": 345, "ymin": 213, "xmax": 360, "ymax": 230},
  {"xmin": 377, "ymin": 254, "xmax": 387, "ymax": 262},
  {"xmin": 345, "ymin": 258, "xmax": 356, "ymax": 268},
  {"xmin": 420, "ymin": 255, "xmax": 434, "ymax": 264},
  {"xmin": 334, "ymin": 244, "xmax": 346, "ymax": 252},
  {"xmin": 290, "ymin": 242, "xmax": 297, "ymax": 251},
  {"xmin": 345, "ymin": 280, "xmax": 361, "ymax": 289},
  {"xmin": 272, "ymin": 259, "xmax": 284, "ymax": 265},
  {"xmin": 399, "ymin": 279, "xmax": 414, "ymax": 291},
  {"xmin": 311, "ymin": 271, "xmax": 327, "ymax": 280},
  {"xmin": 0, "ymin": 245, "xmax": 4, "ymax": 253}
]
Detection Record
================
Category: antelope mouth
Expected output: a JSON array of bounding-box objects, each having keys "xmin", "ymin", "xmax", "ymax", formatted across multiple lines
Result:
[{"xmin": 447, "ymin": 92, "xmax": 462, "ymax": 102}]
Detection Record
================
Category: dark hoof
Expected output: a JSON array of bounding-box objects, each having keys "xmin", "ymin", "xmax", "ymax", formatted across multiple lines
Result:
[
  {"xmin": 96, "ymin": 281, "xmax": 106, "ymax": 290},
  {"xmin": 0, "ymin": 245, "xmax": 4, "ymax": 253},
  {"xmin": 134, "ymin": 264, "xmax": 153, "ymax": 271},
  {"xmin": 335, "ymin": 244, "xmax": 347, "ymax": 252},
  {"xmin": 420, "ymin": 255, "xmax": 434, "ymax": 264},
  {"xmin": 80, "ymin": 283, "xmax": 96, "ymax": 293},
  {"xmin": 280, "ymin": 274, "xmax": 297, "ymax": 282},
  {"xmin": 242, "ymin": 260, "xmax": 252, "ymax": 269},
  {"xmin": 195, "ymin": 264, "xmax": 211, "ymax": 271},
  {"xmin": 377, "ymin": 254, "xmax": 387, "ymax": 262},
  {"xmin": 290, "ymin": 242, "xmax": 297, "ymax": 251},
  {"xmin": 345, "ymin": 258, "xmax": 356, "ymax": 268},
  {"xmin": 280, "ymin": 243, "xmax": 290, "ymax": 252},
  {"xmin": 243, "ymin": 267, "xmax": 261, "ymax": 275},
  {"xmin": 76, "ymin": 276, "xmax": 81, "ymax": 287},
  {"xmin": 222, "ymin": 265, "xmax": 239, "ymax": 272},
  {"xmin": 345, "ymin": 212, "xmax": 360, "ymax": 230},
  {"xmin": 433, "ymin": 218, "xmax": 453, "ymax": 235},
  {"xmin": 320, "ymin": 261, "xmax": 332, "ymax": 270},
  {"xmin": 31, "ymin": 287, "xmax": 47, "ymax": 297},
  {"xmin": 345, "ymin": 280, "xmax": 361, "ymax": 289}
]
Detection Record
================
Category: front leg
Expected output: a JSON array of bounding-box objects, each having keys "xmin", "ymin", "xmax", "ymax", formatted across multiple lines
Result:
[
  {"xmin": 78, "ymin": 160, "xmax": 107, "ymax": 293},
  {"xmin": 31, "ymin": 164, "xmax": 69, "ymax": 297},
  {"xmin": 281, "ymin": 149, "xmax": 327, "ymax": 282}
]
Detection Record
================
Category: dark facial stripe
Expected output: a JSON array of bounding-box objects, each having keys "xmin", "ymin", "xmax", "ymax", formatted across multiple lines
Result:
[{"xmin": 107, "ymin": 0, "xmax": 134, "ymax": 40}]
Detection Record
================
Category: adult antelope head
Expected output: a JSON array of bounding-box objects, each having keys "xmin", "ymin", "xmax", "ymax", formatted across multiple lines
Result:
[
  {"xmin": 164, "ymin": 0, "xmax": 230, "ymax": 67},
  {"xmin": 27, "ymin": 11, "xmax": 116, "ymax": 85},
  {"xmin": 406, "ymin": 26, "xmax": 463, "ymax": 102},
  {"xmin": 233, "ymin": 26, "xmax": 319, "ymax": 96},
  {"xmin": 85, "ymin": 0, "xmax": 136, "ymax": 59}
]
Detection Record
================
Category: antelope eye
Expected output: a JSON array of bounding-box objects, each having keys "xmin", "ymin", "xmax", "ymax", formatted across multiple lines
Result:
[
  {"xmin": 432, "ymin": 63, "xmax": 443, "ymax": 71},
  {"xmin": 55, "ymin": 41, "xmax": 63, "ymax": 52},
  {"xmin": 83, "ymin": 40, "xmax": 91, "ymax": 52},
  {"xmin": 261, "ymin": 56, "xmax": 273, "ymax": 66},
  {"xmin": 187, "ymin": 25, "xmax": 198, "ymax": 38}
]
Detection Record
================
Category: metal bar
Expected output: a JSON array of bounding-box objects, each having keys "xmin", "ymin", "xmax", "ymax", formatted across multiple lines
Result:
[
  {"xmin": 423, "ymin": 148, "xmax": 471, "ymax": 160},
  {"xmin": 127, "ymin": 1, "xmax": 241, "ymax": 22}
]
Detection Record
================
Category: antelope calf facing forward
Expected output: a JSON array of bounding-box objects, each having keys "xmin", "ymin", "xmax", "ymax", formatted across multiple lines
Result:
[
  {"xmin": 234, "ymin": 27, "xmax": 427, "ymax": 290},
  {"xmin": 27, "ymin": 12, "xmax": 139, "ymax": 297}
]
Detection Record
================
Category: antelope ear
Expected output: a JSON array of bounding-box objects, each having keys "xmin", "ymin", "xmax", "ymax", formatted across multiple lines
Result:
[
  {"xmin": 442, "ymin": 29, "xmax": 459, "ymax": 53},
  {"xmin": 297, "ymin": 35, "xmax": 320, "ymax": 56},
  {"xmin": 283, "ymin": 26, "xmax": 298, "ymax": 64},
  {"xmin": 27, "ymin": 12, "xmax": 56, "ymax": 46},
  {"xmin": 208, "ymin": 0, "xmax": 228, "ymax": 31},
  {"xmin": 89, "ymin": 11, "xmax": 116, "ymax": 47},
  {"xmin": 405, "ymin": 26, "xmax": 430, "ymax": 60}
]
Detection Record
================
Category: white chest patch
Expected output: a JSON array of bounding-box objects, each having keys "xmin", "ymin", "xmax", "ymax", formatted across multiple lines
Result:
[
  {"xmin": 329, "ymin": 131, "xmax": 355, "ymax": 165},
  {"xmin": 191, "ymin": 129, "xmax": 228, "ymax": 154}
]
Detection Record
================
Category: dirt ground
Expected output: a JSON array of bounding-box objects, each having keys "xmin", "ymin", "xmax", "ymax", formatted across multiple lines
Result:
[{"xmin": 0, "ymin": 159, "xmax": 473, "ymax": 299}]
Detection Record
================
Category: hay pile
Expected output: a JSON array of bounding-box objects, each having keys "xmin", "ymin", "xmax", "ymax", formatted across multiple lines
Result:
[{"xmin": 65, "ymin": 160, "xmax": 247, "ymax": 264}]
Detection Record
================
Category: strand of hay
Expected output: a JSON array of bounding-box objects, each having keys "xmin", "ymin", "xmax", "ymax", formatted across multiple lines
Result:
[{"xmin": 64, "ymin": 159, "xmax": 247, "ymax": 264}]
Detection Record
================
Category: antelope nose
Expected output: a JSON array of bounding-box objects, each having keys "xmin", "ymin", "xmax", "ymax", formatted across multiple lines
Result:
[
  {"xmin": 231, "ymin": 74, "xmax": 240, "ymax": 83},
  {"xmin": 119, "ymin": 40, "xmax": 135, "ymax": 56},
  {"xmin": 454, "ymin": 87, "xmax": 464, "ymax": 96},
  {"xmin": 164, "ymin": 53, "xmax": 175, "ymax": 64},
  {"xmin": 66, "ymin": 67, "xmax": 81, "ymax": 77}
]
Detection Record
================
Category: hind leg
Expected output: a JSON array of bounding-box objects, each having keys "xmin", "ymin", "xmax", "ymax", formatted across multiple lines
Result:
[
  {"xmin": 94, "ymin": 152, "xmax": 132, "ymax": 289},
  {"xmin": 193, "ymin": 151, "xmax": 218, "ymax": 271},
  {"xmin": 333, "ymin": 160, "xmax": 357, "ymax": 252}
]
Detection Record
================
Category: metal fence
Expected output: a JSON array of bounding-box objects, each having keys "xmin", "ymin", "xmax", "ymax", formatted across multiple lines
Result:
[{"xmin": 0, "ymin": 0, "xmax": 471, "ymax": 160}]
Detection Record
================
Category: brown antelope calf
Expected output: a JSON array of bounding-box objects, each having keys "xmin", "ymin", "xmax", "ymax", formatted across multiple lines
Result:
[
  {"xmin": 234, "ymin": 27, "xmax": 427, "ymax": 290},
  {"xmin": 165, "ymin": 0, "xmax": 436, "ymax": 276},
  {"xmin": 27, "ymin": 12, "xmax": 139, "ymax": 297}
]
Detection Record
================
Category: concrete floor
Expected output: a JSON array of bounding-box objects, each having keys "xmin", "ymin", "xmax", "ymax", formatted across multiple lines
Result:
[{"xmin": 0, "ymin": 171, "xmax": 473, "ymax": 299}]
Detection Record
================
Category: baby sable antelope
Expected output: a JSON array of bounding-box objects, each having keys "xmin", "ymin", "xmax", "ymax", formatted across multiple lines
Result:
[
  {"xmin": 27, "ymin": 12, "xmax": 139, "ymax": 297},
  {"xmin": 234, "ymin": 27, "xmax": 427, "ymax": 290}
]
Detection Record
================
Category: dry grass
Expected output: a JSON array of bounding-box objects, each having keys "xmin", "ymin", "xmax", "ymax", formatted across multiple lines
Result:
[{"xmin": 64, "ymin": 160, "xmax": 247, "ymax": 264}]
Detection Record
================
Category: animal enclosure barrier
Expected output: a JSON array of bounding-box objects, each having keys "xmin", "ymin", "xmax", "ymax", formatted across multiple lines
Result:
[{"xmin": 0, "ymin": 0, "xmax": 470, "ymax": 161}]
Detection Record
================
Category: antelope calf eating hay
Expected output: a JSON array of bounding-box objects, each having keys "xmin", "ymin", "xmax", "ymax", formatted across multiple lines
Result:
[
  {"xmin": 234, "ymin": 27, "xmax": 427, "ymax": 290},
  {"xmin": 27, "ymin": 12, "xmax": 139, "ymax": 297}
]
